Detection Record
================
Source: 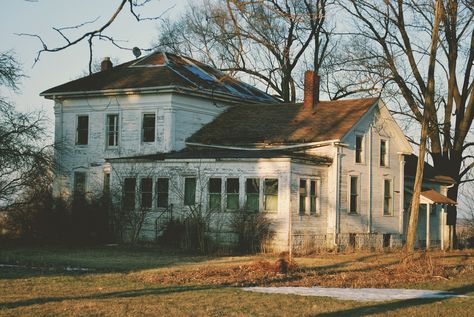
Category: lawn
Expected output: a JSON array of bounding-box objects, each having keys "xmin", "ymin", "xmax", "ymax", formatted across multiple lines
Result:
[{"xmin": 0, "ymin": 245, "xmax": 473, "ymax": 316}]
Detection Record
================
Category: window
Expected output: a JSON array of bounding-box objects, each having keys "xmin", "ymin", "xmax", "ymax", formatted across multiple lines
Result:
[
  {"xmin": 103, "ymin": 172, "xmax": 110, "ymax": 195},
  {"xmin": 226, "ymin": 178, "xmax": 239, "ymax": 210},
  {"xmin": 106, "ymin": 114, "xmax": 119, "ymax": 147},
  {"xmin": 140, "ymin": 178, "xmax": 152, "ymax": 209},
  {"xmin": 245, "ymin": 178, "xmax": 260, "ymax": 212},
  {"xmin": 383, "ymin": 234, "xmax": 391, "ymax": 248},
  {"xmin": 310, "ymin": 180, "xmax": 319, "ymax": 215},
  {"xmin": 123, "ymin": 177, "xmax": 136, "ymax": 210},
  {"xmin": 355, "ymin": 135, "xmax": 364, "ymax": 163},
  {"xmin": 383, "ymin": 179, "xmax": 392, "ymax": 215},
  {"xmin": 380, "ymin": 139, "xmax": 388, "ymax": 166},
  {"xmin": 299, "ymin": 179, "xmax": 307, "ymax": 215},
  {"xmin": 73, "ymin": 172, "xmax": 86, "ymax": 200},
  {"xmin": 142, "ymin": 113, "xmax": 156, "ymax": 142},
  {"xmin": 349, "ymin": 176, "xmax": 358, "ymax": 214},
  {"xmin": 209, "ymin": 178, "xmax": 222, "ymax": 211},
  {"xmin": 76, "ymin": 115, "xmax": 89, "ymax": 145},
  {"xmin": 184, "ymin": 177, "xmax": 196, "ymax": 206},
  {"xmin": 156, "ymin": 178, "xmax": 169, "ymax": 208},
  {"xmin": 264, "ymin": 179, "xmax": 278, "ymax": 212}
]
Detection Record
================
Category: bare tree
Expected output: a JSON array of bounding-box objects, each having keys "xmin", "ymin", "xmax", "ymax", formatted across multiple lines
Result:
[
  {"xmin": 338, "ymin": 0, "xmax": 474, "ymax": 250},
  {"xmin": 0, "ymin": 51, "xmax": 51, "ymax": 207},
  {"xmin": 18, "ymin": 0, "xmax": 168, "ymax": 74},
  {"xmin": 156, "ymin": 0, "xmax": 335, "ymax": 102}
]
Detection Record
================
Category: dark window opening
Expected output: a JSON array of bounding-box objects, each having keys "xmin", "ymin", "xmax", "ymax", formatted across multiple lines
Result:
[
  {"xmin": 355, "ymin": 135, "xmax": 363, "ymax": 163},
  {"xmin": 226, "ymin": 178, "xmax": 239, "ymax": 210},
  {"xmin": 123, "ymin": 177, "xmax": 136, "ymax": 210},
  {"xmin": 245, "ymin": 178, "xmax": 259, "ymax": 212},
  {"xmin": 156, "ymin": 178, "xmax": 169, "ymax": 208},
  {"xmin": 140, "ymin": 178, "xmax": 152, "ymax": 209},
  {"xmin": 350, "ymin": 176, "xmax": 358, "ymax": 214},
  {"xmin": 142, "ymin": 113, "xmax": 156, "ymax": 142},
  {"xmin": 349, "ymin": 233, "xmax": 357, "ymax": 249},
  {"xmin": 184, "ymin": 177, "xmax": 196, "ymax": 206},
  {"xmin": 209, "ymin": 178, "xmax": 222, "ymax": 211},
  {"xmin": 383, "ymin": 234, "xmax": 391, "ymax": 248},
  {"xmin": 299, "ymin": 179, "xmax": 307, "ymax": 215},
  {"xmin": 76, "ymin": 116, "xmax": 89, "ymax": 145}
]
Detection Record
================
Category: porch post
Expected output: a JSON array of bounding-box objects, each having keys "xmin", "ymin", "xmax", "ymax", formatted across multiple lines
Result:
[
  {"xmin": 440, "ymin": 204, "xmax": 445, "ymax": 251},
  {"xmin": 426, "ymin": 203, "xmax": 430, "ymax": 250}
]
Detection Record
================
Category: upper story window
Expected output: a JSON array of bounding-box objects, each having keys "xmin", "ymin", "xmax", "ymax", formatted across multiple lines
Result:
[
  {"xmin": 184, "ymin": 177, "xmax": 196, "ymax": 206},
  {"xmin": 76, "ymin": 115, "xmax": 89, "ymax": 145},
  {"xmin": 142, "ymin": 113, "xmax": 156, "ymax": 142},
  {"xmin": 264, "ymin": 178, "xmax": 278, "ymax": 212},
  {"xmin": 245, "ymin": 178, "xmax": 259, "ymax": 212},
  {"xmin": 123, "ymin": 177, "xmax": 136, "ymax": 210},
  {"xmin": 156, "ymin": 178, "xmax": 169, "ymax": 208},
  {"xmin": 355, "ymin": 135, "xmax": 364, "ymax": 163},
  {"xmin": 383, "ymin": 179, "xmax": 392, "ymax": 215},
  {"xmin": 209, "ymin": 178, "xmax": 222, "ymax": 211},
  {"xmin": 380, "ymin": 139, "xmax": 388, "ymax": 166},
  {"xmin": 106, "ymin": 114, "xmax": 119, "ymax": 147},
  {"xmin": 349, "ymin": 175, "xmax": 359, "ymax": 214},
  {"xmin": 226, "ymin": 178, "xmax": 240, "ymax": 210}
]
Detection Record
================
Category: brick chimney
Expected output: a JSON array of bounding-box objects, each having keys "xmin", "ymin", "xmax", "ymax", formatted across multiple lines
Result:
[
  {"xmin": 304, "ymin": 70, "xmax": 320, "ymax": 108},
  {"xmin": 101, "ymin": 57, "xmax": 113, "ymax": 71}
]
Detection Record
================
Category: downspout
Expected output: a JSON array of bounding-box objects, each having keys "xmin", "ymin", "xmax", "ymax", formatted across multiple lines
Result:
[
  {"xmin": 334, "ymin": 145, "xmax": 342, "ymax": 246},
  {"xmin": 399, "ymin": 155, "xmax": 405, "ymax": 234},
  {"xmin": 367, "ymin": 124, "xmax": 373, "ymax": 233}
]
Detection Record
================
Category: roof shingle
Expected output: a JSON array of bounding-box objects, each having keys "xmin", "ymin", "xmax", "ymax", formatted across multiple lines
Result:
[
  {"xmin": 187, "ymin": 98, "xmax": 378, "ymax": 145},
  {"xmin": 41, "ymin": 52, "xmax": 277, "ymax": 103}
]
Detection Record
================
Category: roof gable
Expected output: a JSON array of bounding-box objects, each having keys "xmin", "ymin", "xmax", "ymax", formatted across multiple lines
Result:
[
  {"xmin": 187, "ymin": 97, "xmax": 378, "ymax": 145},
  {"xmin": 41, "ymin": 51, "xmax": 277, "ymax": 103}
]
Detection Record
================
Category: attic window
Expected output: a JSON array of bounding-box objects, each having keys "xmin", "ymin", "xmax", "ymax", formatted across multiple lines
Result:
[
  {"xmin": 76, "ymin": 115, "xmax": 89, "ymax": 145},
  {"xmin": 380, "ymin": 139, "xmax": 388, "ymax": 166},
  {"xmin": 355, "ymin": 135, "xmax": 364, "ymax": 163}
]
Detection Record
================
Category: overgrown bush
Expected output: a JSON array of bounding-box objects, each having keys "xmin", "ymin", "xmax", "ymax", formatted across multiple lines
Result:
[{"xmin": 230, "ymin": 210, "xmax": 274, "ymax": 253}]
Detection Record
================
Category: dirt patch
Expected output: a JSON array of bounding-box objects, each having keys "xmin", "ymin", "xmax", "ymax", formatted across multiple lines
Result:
[{"xmin": 141, "ymin": 251, "xmax": 474, "ymax": 288}]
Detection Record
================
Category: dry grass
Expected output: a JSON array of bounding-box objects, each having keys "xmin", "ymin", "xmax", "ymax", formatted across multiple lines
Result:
[{"xmin": 0, "ymin": 246, "xmax": 473, "ymax": 316}]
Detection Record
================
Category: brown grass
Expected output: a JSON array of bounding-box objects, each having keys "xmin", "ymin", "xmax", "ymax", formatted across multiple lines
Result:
[{"xmin": 140, "ymin": 250, "xmax": 474, "ymax": 288}]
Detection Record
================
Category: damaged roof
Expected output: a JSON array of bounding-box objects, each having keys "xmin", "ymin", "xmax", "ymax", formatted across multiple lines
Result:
[
  {"xmin": 41, "ymin": 51, "xmax": 277, "ymax": 103},
  {"xmin": 187, "ymin": 98, "xmax": 378, "ymax": 145},
  {"xmin": 404, "ymin": 154, "xmax": 455, "ymax": 184},
  {"xmin": 107, "ymin": 148, "xmax": 332, "ymax": 165}
]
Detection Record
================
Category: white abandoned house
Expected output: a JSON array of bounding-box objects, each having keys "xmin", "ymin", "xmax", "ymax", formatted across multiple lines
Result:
[{"xmin": 41, "ymin": 51, "xmax": 456, "ymax": 251}]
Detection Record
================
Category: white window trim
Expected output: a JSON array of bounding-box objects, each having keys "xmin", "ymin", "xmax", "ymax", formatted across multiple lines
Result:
[
  {"xmin": 383, "ymin": 177, "xmax": 394, "ymax": 216},
  {"xmin": 380, "ymin": 138, "xmax": 390, "ymax": 167},
  {"xmin": 263, "ymin": 177, "xmax": 279, "ymax": 213},
  {"xmin": 298, "ymin": 177, "xmax": 321, "ymax": 216},
  {"xmin": 105, "ymin": 113, "xmax": 120, "ymax": 148},
  {"xmin": 141, "ymin": 112, "xmax": 157, "ymax": 143},
  {"xmin": 355, "ymin": 133, "xmax": 365, "ymax": 165},
  {"xmin": 347, "ymin": 173, "xmax": 361, "ymax": 215},
  {"xmin": 75, "ymin": 114, "xmax": 89, "ymax": 146}
]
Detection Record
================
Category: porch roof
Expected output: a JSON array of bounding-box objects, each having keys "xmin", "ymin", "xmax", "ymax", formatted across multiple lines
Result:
[
  {"xmin": 420, "ymin": 189, "xmax": 457, "ymax": 205},
  {"xmin": 106, "ymin": 148, "xmax": 332, "ymax": 165}
]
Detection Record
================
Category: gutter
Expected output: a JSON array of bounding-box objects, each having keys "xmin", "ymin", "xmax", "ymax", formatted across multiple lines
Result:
[
  {"xmin": 40, "ymin": 85, "xmax": 273, "ymax": 104},
  {"xmin": 186, "ymin": 140, "xmax": 341, "ymax": 151}
]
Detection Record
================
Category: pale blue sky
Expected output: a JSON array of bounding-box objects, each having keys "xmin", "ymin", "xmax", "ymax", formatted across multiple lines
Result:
[{"xmin": 1, "ymin": 0, "xmax": 186, "ymax": 125}]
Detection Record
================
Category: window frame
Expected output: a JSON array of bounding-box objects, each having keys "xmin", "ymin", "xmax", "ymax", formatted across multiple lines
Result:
[
  {"xmin": 208, "ymin": 177, "xmax": 222, "ymax": 211},
  {"xmin": 299, "ymin": 178, "xmax": 308, "ymax": 215},
  {"xmin": 355, "ymin": 134, "xmax": 365, "ymax": 164},
  {"xmin": 263, "ymin": 178, "xmax": 279, "ymax": 212},
  {"xmin": 245, "ymin": 178, "xmax": 260, "ymax": 212},
  {"xmin": 184, "ymin": 177, "xmax": 197, "ymax": 206},
  {"xmin": 156, "ymin": 177, "xmax": 169, "ymax": 209},
  {"xmin": 226, "ymin": 178, "xmax": 240, "ymax": 210},
  {"xmin": 383, "ymin": 178, "xmax": 393, "ymax": 216},
  {"xmin": 140, "ymin": 177, "xmax": 153, "ymax": 210},
  {"xmin": 76, "ymin": 115, "xmax": 89, "ymax": 145},
  {"xmin": 123, "ymin": 177, "xmax": 137, "ymax": 211},
  {"xmin": 73, "ymin": 171, "xmax": 87, "ymax": 200},
  {"xmin": 380, "ymin": 138, "xmax": 389, "ymax": 167},
  {"xmin": 142, "ymin": 113, "xmax": 156, "ymax": 143},
  {"xmin": 310, "ymin": 179, "xmax": 320, "ymax": 216},
  {"xmin": 106, "ymin": 113, "xmax": 119, "ymax": 147},
  {"xmin": 348, "ymin": 175, "xmax": 360, "ymax": 214}
]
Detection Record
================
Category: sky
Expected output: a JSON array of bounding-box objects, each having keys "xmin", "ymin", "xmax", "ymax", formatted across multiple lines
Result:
[{"xmin": 1, "ymin": 0, "xmax": 186, "ymax": 131}]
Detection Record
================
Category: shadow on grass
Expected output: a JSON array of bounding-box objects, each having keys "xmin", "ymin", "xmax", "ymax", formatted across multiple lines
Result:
[
  {"xmin": 0, "ymin": 285, "xmax": 218, "ymax": 310},
  {"xmin": 0, "ymin": 244, "xmax": 218, "ymax": 279},
  {"xmin": 310, "ymin": 283, "xmax": 474, "ymax": 317}
]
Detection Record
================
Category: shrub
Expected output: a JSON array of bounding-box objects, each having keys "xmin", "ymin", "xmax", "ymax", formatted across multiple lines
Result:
[{"xmin": 229, "ymin": 210, "xmax": 274, "ymax": 253}]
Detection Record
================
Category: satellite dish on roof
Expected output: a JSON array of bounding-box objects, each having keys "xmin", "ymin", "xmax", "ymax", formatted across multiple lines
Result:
[{"xmin": 132, "ymin": 47, "xmax": 142, "ymax": 59}]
